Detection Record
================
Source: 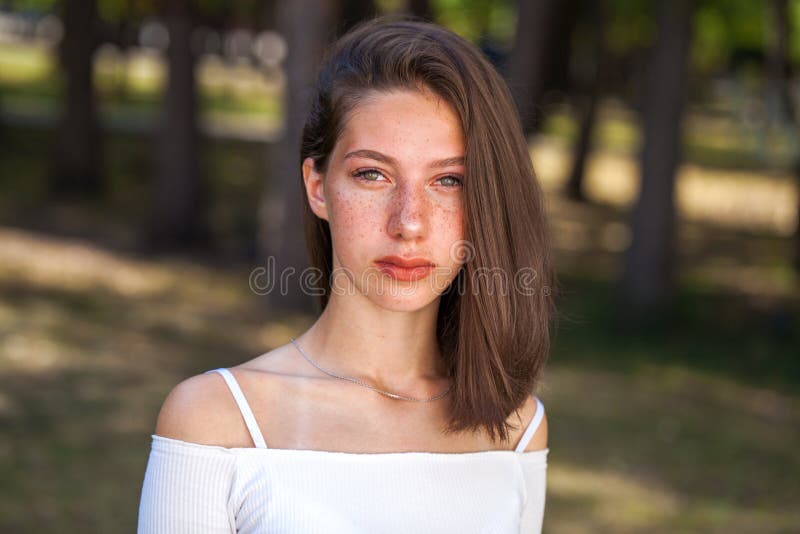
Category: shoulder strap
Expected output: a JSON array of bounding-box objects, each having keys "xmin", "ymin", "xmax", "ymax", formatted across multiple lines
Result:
[
  {"xmin": 204, "ymin": 368, "xmax": 268, "ymax": 449},
  {"xmin": 514, "ymin": 395, "xmax": 545, "ymax": 453}
]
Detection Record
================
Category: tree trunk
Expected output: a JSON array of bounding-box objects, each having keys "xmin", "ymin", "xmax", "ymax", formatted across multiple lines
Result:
[
  {"xmin": 256, "ymin": 0, "xmax": 338, "ymax": 313},
  {"xmin": 339, "ymin": 0, "xmax": 377, "ymax": 33},
  {"xmin": 767, "ymin": 0, "xmax": 796, "ymax": 124},
  {"xmin": 260, "ymin": 0, "xmax": 279, "ymax": 29},
  {"xmin": 506, "ymin": 0, "xmax": 564, "ymax": 135},
  {"xmin": 564, "ymin": 91, "xmax": 597, "ymax": 202},
  {"xmin": 619, "ymin": 0, "xmax": 693, "ymax": 319},
  {"xmin": 51, "ymin": 0, "xmax": 103, "ymax": 198},
  {"xmin": 564, "ymin": 0, "xmax": 607, "ymax": 202},
  {"xmin": 147, "ymin": 0, "xmax": 208, "ymax": 250},
  {"xmin": 407, "ymin": 0, "xmax": 433, "ymax": 21},
  {"xmin": 766, "ymin": 0, "xmax": 800, "ymax": 271}
]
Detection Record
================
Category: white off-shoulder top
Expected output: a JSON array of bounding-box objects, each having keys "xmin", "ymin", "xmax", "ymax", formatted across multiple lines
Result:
[{"xmin": 136, "ymin": 368, "xmax": 549, "ymax": 533}]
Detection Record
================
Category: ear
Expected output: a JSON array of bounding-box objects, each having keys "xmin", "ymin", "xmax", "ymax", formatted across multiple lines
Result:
[{"xmin": 302, "ymin": 157, "xmax": 329, "ymax": 221}]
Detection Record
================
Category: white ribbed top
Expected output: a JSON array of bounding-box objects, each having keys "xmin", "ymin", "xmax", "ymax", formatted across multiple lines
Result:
[{"xmin": 136, "ymin": 368, "xmax": 549, "ymax": 533}]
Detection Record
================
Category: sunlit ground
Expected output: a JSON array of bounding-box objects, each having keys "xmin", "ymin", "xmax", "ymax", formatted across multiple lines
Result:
[
  {"xmin": 0, "ymin": 41, "xmax": 283, "ymax": 140},
  {"xmin": 1, "ymin": 40, "xmax": 799, "ymax": 533},
  {"xmin": 533, "ymin": 135, "xmax": 798, "ymax": 301}
]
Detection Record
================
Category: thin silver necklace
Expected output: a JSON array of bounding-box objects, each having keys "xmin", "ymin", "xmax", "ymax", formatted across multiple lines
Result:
[{"xmin": 289, "ymin": 338, "xmax": 453, "ymax": 402}]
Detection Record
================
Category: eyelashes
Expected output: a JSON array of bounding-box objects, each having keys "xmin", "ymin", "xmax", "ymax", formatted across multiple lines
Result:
[
  {"xmin": 437, "ymin": 175, "xmax": 464, "ymax": 187},
  {"xmin": 351, "ymin": 169, "xmax": 386, "ymax": 182},
  {"xmin": 351, "ymin": 168, "xmax": 463, "ymax": 188}
]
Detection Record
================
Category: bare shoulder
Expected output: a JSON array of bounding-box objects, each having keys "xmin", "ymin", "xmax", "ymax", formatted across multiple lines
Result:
[
  {"xmin": 152, "ymin": 343, "xmax": 328, "ymax": 449},
  {"xmin": 512, "ymin": 394, "xmax": 548, "ymax": 452},
  {"xmin": 153, "ymin": 370, "xmax": 253, "ymax": 448}
]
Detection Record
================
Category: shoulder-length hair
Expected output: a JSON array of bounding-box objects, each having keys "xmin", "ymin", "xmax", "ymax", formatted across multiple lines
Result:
[{"xmin": 299, "ymin": 15, "xmax": 559, "ymax": 444}]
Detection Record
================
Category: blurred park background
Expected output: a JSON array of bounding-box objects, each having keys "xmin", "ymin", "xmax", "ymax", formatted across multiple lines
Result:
[{"xmin": 0, "ymin": 0, "xmax": 798, "ymax": 532}]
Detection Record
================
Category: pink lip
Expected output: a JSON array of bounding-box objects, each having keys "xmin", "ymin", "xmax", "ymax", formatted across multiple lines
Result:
[
  {"xmin": 374, "ymin": 255, "xmax": 435, "ymax": 282},
  {"xmin": 375, "ymin": 255, "xmax": 435, "ymax": 268}
]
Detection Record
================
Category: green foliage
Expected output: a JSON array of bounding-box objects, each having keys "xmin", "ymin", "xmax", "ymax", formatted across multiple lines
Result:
[
  {"xmin": 96, "ymin": 0, "xmax": 155, "ymax": 23},
  {"xmin": 604, "ymin": 0, "xmax": 655, "ymax": 54},
  {"xmin": 791, "ymin": 0, "xmax": 800, "ymax": 64},
  {"xmin": 719, "ymin": 0, "xmax": 767, "ymax": 50},
  {"xmin": 81, "ymin": 0, "xmax": 264, "ymax": 26},
  {"xmin": 4, "ymin": 0, "xmax": 57, "ymax": 12},
  {"xmin": 374, "ymin": 0, "xmax": 405, "ymax": 13},
  {"xmin": 693, "ymin": 5, "xmax": 728, "ymax": 72},
  {"xmin": 434, "ymin": 0, "xmax": 514, "ymax": 43},
  {"xmin": 192, "ymin": 0, "xmax": 263, "ymax": 26}
]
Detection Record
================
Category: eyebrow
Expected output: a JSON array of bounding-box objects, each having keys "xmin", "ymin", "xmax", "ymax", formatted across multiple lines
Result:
[{"xmin": 343, "ymin": 149, "xmax": 464, "ymax": 169}]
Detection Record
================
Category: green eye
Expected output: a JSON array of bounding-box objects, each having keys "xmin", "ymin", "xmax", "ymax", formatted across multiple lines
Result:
[
  {"xmin": 352, "ymin": 169, "xmax": 462, "ymax": 188},
  {"xmin": 353, "ymin": 169, "xmax": 385, "ymax": 181},
  {"xmin": 438, "ymin": 176, "xmax": 463, "ymax": 187}
]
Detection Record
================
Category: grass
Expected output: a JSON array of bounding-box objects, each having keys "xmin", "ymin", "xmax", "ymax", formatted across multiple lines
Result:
[{"xmin": 0, "ymin": 223, "xmax": 797, "ymax": 531}]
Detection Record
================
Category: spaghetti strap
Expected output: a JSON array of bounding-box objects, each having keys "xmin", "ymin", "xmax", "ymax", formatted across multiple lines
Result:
[
  {"xmin": 204, "ymin": 368, "xmax": 269, "ymax": 449},
  {"xmin": 514, "ymin": 396, "xmax": 545, "ymax": 453}
]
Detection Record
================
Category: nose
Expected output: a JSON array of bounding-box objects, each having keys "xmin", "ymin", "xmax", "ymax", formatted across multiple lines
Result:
[{"xmin": 387, "ymin": 183, "xmax": 429, "ymax": 240}]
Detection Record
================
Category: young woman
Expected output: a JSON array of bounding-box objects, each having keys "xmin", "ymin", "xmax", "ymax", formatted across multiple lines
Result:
[{"xmin": 137, "ymin": 15, "xmax": 558, "ymax": 534}]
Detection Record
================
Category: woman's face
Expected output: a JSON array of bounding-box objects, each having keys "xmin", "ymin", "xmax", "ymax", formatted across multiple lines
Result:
[{"xmin": 303, "ymin": 87, "xmax": 466, "ymax": 311}]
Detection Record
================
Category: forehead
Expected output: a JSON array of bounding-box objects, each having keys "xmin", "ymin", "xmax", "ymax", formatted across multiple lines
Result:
[{"xmin": 334, "ymin": 88, "xmax": 465, "ymax": 159}]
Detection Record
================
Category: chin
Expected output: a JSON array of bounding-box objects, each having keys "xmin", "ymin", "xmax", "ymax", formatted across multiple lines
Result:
[
  {"xmin": 331, "ymin": 262, "xmax": 454, "ymax": 311},
  {"xmin": 363, "ymin": 279, "xmax": 442, "ymax": 312},
  {"xmin": 370, "ymin": 293, "xmax": 440, "ymax": 313}
]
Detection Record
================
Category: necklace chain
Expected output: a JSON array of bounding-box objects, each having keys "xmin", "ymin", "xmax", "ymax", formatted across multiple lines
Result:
[{"xmin": 289, "ymin": 338, "xmax": 453, "ymax": 402}]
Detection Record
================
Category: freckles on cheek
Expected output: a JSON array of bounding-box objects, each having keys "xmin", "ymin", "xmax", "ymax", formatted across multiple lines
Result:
[
  {"xmin": 438, "ymin": 204, "xmax": 465, "ymax": 237},
  {"xmin": 330, "ymin": 191, "xmax": 383, "ymax": 240}
]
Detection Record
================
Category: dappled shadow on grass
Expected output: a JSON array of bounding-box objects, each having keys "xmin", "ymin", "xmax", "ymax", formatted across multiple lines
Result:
[
  {"xmin": 0, "ymin": 226, "xmax": 313, "ymax": 531},
  {"xmin": 0, "ymin": 225, "xmax": 797, "ymax": 532},
  {"xmin": 542, "ymin": 362, "xmax": 800, "ymax": 532},
  {"xmin": 553, "ymin": 274, "xmax": 800, "ymax": 395},
  {"xmin": 0, "ymin": 366, "xmax": 135, "ymax": 530},
  {"xmin": 547, "ymin": 185, "xmax": 797, "ymax": 298},
  {"xmin": 544, "ymin": 274, "xmax": 800, "ymax": 532}
]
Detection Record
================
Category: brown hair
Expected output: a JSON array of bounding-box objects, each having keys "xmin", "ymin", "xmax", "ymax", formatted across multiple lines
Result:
[{"xmin": 299, "ymin": 15, "xmax": 559, "ymax": 443}]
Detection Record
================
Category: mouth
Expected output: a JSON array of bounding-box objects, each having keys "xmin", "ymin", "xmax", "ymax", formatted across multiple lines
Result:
[
  {"xmin": 374, "ymin": 255, "xmax": 435, "ymax": 268},
  {"xmin": 374, "ymin": 255, "xmax": 435, "ymax": 282}
]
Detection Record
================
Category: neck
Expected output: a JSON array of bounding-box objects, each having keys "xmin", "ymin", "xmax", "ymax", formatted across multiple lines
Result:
[{"xmin": 295, "ymin": 292, "xmax": 449, "ymax": 396}]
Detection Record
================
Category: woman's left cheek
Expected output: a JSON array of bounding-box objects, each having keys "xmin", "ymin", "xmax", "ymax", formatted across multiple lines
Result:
[{"xmin": 438, "ymin": 206, "xmax": 464, "ymax": 236}]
